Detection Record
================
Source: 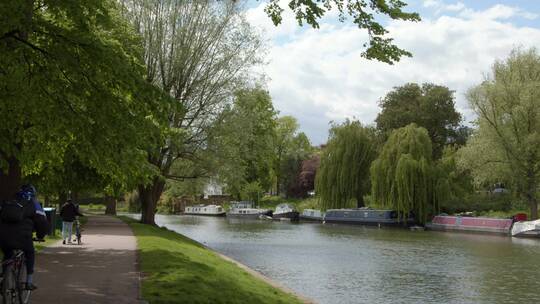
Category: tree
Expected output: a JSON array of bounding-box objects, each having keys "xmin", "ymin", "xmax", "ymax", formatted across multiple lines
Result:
[
  {"xmin": 375, "ymin": 83, "xmax": 463, "ymax": 158},
  {"xmin": 0, "ymin": 0, "xmax": 157, "ymax": 201},
  {"xmin": 281, "ymin": 132, "xmax": 312, "ymax": 198},
  {"xmin": 212, "ymin": 88, "xmax": 277, "ymax": 199},
  {"xmin": 264, "ymin": 0, "xmax": 420, "ymax": 64},
  {"xmin": 122, "ymin": 1, "xmax": 262, "ymax": 224},
  {"xmin": 461, "ymin": 48, "xmax": 540, "ymax": 220},
  {"xmin": 273, "ymin": 116, "xmax": 312, "ymax": 196},
  {"xmin": 316, "ymin": 120, "xmax": 376, "ymax": 210},
  {"xmin": 371, "ymin": 124, "xmax": 445, "ymax": 224}
]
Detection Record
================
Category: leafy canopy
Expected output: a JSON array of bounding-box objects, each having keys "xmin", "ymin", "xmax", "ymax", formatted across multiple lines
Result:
[
  {"xmin": 264, "ymin": 0, "xmax": 420, "ymax": 64},
  {"xmin": 375, "ymin": 83, "xmax": 463, "ymax": 158},
  {"xmin": 0, "ymin": 0, "xmax": 159, "ymax": 199}
]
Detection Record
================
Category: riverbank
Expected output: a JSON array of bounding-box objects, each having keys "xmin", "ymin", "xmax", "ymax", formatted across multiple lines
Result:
[{"xmin": 121, "ymin": 217, "xmax": 306, "ymax": 304}]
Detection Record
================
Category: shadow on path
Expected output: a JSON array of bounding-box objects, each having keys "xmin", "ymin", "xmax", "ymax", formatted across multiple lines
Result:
[{"xmin": 35, "ymin": 216, "xmax": 142, "ymax": 304}]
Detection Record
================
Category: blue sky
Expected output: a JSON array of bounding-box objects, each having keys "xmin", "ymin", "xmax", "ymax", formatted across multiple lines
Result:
[{"xmin": 245, "ymin": 1, "xmax": 540, "ymax": 145}]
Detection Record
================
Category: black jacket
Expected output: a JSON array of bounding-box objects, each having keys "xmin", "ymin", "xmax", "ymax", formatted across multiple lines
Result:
[
  {"xmin": 60, "ymin": 202, "xmax": 83, "ymax": 222},
  {"xmin": 0, "ymin": 198, "xmax": 49, "ymax": 250}
]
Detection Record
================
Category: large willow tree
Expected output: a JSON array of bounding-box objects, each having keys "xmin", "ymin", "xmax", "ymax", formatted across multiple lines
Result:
[
  {"xmin": 316, "ymin": 121, "xmax": 376, "ymax": 210},
  {"xmin": 371, "ymin": 124, "xmax": 445, "ymax": 223}
]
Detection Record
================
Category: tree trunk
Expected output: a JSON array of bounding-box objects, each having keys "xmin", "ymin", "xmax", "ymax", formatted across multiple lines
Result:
[
  {"xmin": 138, "ymin": 178, "xmax": 166, "ymax": 225},
  {"xmin": 0, "ymin": 157, "xmax": 22, "ymax": 201},
  {"xmin": 105, "ymin": 196, "xmax": 117, "ymax": 215}
]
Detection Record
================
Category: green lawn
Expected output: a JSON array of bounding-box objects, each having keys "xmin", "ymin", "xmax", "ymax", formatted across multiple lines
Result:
[{"xmin": 122, "ymin": 217, "xmax": 304, "ymax": 304}]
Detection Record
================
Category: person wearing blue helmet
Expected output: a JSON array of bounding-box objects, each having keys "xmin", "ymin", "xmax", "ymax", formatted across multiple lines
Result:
[{"xmin": 0, "ymin": 184, "xmax": 49, "ymax": 290}]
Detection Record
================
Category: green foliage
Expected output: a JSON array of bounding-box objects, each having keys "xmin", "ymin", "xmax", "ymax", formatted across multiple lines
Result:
[
  {"xmin": 371, "ymin": 124, "xmax": 445, "ymax": 223},
  {"xmin": 0, "ymin": 0, "xmax": 160, "ymax": 199},
  {"xmin": 376, "ymin": 83, "xmax": 463, "ymax": 158},
  {"xmin": 274, "ymin": 116, "xmax": 313, "ymax": 196},
  {"xmin": 462, "ymin": 48, "xmax": 540, "ymax": 219},
  {"xmin": 241, "ymin": 182, "xmax": 264, "ymax": 204},
  {"xmin": 122, "ymin": 218, "xmax": 303, "ymax": 304},
  {"xmin": 264, "ymin": 0, "xmax": 420, "ymax": 64},
  {"xmin": 316, "ymin": 120, "xmax": 376, "ymax": 210},
  {"xmin": 212, "ymin": 88, "xmax": 277, "ymax": 198}
]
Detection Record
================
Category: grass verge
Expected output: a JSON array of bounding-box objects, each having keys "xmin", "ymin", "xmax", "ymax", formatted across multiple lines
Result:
[
  {"xmin": 35, "ymin": 234, "xmax": 61, "ymax": 252},
  {"xmin": 120, "ymin": 217, "xmax": 304, "ymax": 304}
]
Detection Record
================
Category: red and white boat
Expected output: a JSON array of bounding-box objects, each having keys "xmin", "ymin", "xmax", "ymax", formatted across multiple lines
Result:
[{"xmin": 426, "ymin": 215, "xmax": 513, "ymax": 235}]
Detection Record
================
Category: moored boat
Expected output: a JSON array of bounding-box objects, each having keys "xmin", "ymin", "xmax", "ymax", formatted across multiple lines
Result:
[
  {"xmin": 184, "ymin": 204, "xmax": 226, "ymax": 216},
  {"xmin": 226, "ymin": 208, "xmax": 273, "ymax": 219},
  {"xmin": 300, "ymin": 209, "xmax": 325, "ymax": 222},
  {"xmin": 426, "ymin": 215, "xmax": 513, "ymax": 235},
  {"xmin": 511, "ymin": 219, "xmax": 540, "ymax": 237},
  {"xmin": 272, "ymin": 203, "xmax": 299, "ymax": 221},
  {"xmin": 323, "ymin": 208, "xmax": 414, "ymax": 226}
]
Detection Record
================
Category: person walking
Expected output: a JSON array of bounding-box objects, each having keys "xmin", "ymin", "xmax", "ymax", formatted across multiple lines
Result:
[{"xmin": 60, "ymin": 199, "xmax": 83, "ymax": 244}]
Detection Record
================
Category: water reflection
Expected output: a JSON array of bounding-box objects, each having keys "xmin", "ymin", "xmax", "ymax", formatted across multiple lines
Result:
[{"xmin": 146, "ymin": 214, "xmax": 540, "ymax": 304}]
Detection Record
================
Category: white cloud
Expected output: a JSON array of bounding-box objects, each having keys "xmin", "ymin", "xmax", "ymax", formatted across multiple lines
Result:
[
  {"xmin": 423, "ymin": 1, "xmax": 466, "ymax": 14},
  {"xmin": 460, "ymin": 4, "xmax": 538, "ymax": 21},
  {"xmin": 247, "ymin": 2, "xmax": 540, "ymax": 145}
]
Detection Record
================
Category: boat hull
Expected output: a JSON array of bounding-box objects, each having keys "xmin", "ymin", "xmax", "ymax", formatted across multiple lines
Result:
[
  {"xmin": 324, "ymin": 209, "xmax": 414, "ymax": 227},
  {"xmin": 226, "ymin": 209, "xmax": 273, "ymax": 219},
  {"xmin": 426, "ymin": 216, "xmax": 513, "ymax": 235},
  {"xmin": 273, "ymin": 211, "xmax": 299, "ymax": 221},
  {"xmin": 300, "ymin": 209, "xmax": 324, "ymax": 222},
  {"xmin": 183, "ymin": 212, "xmax": 226, "ymax": 217},
  {"xmin": 511, "ymin": 219, "xmax": 540, "ymax": 237}
]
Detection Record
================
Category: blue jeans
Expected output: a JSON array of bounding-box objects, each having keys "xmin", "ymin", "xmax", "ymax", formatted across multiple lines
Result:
[{"xmin": 62, "ymin": 221, "xmax": 73, "ymax": 242}]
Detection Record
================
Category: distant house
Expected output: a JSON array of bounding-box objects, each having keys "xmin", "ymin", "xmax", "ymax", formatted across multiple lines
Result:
[{"xmin": 203, "ymin": 179, "xmax": 225, "ymax": 199}]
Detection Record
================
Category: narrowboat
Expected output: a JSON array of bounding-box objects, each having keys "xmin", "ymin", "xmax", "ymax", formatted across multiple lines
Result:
[
  {"xmin": 511, "ymin": 219, "xmax": 540, "ymax": 238},
  {"xmin": 272, "ymin": 203, "xmax": 299, "ymax": 221},
  {"xmin": 300, "ymin": 209, "xmax": 325, "ymax": 222},
  {"xmin": 323, "ymin": 208, "xmax": 414, "ymax": 226},
  {"xmin": 226, "ymin": 207, "xmax": 273, "ymax": 219},
  {"xmin": 426, "ymin": 215, "xmax": 513, "ymax": 235},
  {"xmin": 184, "ymin": 205, "xmax": 226, "ymax": 216}
]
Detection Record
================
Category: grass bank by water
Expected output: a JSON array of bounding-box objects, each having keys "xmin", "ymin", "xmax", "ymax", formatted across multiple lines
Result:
[{"xmin": 121, "ymin": 217, "xmax": 304, "ymax": 304}]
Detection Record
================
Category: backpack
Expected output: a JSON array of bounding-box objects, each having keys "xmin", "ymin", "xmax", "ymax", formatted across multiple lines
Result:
[{"xmin": 0, "ymin": 199, "xmax": 26, "ymax": 223}]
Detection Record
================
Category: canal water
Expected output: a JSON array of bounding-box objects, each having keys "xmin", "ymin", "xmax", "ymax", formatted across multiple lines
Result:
[{"xmin": 150, "ymin": 214, "xmax": 540, "ymax": 304}]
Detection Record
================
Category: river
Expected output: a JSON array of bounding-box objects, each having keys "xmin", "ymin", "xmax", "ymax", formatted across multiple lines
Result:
[{"xmin": 147, "ymin": 214, "xmax": 540, "ymax": 304}]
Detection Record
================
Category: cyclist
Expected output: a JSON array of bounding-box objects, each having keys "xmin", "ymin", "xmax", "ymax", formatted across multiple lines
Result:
[{"xmin": 0, "ymin": 184, "xmax": 49, "ymax": 290}]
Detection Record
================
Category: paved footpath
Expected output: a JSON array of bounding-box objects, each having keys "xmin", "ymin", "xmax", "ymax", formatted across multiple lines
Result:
[{"xmin": 35, "ymin": 215, "xmax": 142, "ymax": 304}]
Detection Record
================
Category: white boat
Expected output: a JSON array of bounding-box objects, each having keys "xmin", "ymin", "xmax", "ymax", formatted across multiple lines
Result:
[
  {"xmin": 300, "ymin": 209, "xmax": 325, "ymax": 221},
  {"xmin": 184, "ymin": 205, "xmax": 226, "ymax": 216},
  {"xmin": 226, "ymin": 207, "xmax": 273, "ymax": 219},
  {"xmin": 511, "ymin": 219, "xmax": 540, "ymax": 237},
  {"xmin": 273, "ymin": 203, "xmax": 299, "ymax": 221}
]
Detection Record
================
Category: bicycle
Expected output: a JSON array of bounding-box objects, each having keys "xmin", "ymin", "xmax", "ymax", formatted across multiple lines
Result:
[
  {"xmin": 0, "ymin": 239, "xmax": 43, "ymax": 304},
  {"xmin": 74, "ymin": 219, "xmax": 82, "ymax": 245}
]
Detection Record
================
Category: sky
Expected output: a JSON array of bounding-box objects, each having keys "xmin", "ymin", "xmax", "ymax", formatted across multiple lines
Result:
[{"xmin": 244, "ymin": 0, "xmax": 540, "ymax": 145}]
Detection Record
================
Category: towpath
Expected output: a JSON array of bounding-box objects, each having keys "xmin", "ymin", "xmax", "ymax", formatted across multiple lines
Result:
[{"xmin": 34, "ymin": 215, "xmax": 143, "ymax": 303}]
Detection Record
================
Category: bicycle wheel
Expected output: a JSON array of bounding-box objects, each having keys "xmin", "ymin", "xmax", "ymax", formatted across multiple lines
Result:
[
  {"xmin": 2, "ymin": 265, "xmax": 18, "ymax": 304},
  {"xmin": 16, "ymin": 263, "xmax": 30, "ymax": 304}
]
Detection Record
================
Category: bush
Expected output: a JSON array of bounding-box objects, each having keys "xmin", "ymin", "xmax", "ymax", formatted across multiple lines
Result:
[{"xmin": 440, "ymin": 193, "xmax": 512, "ymax": 214}]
